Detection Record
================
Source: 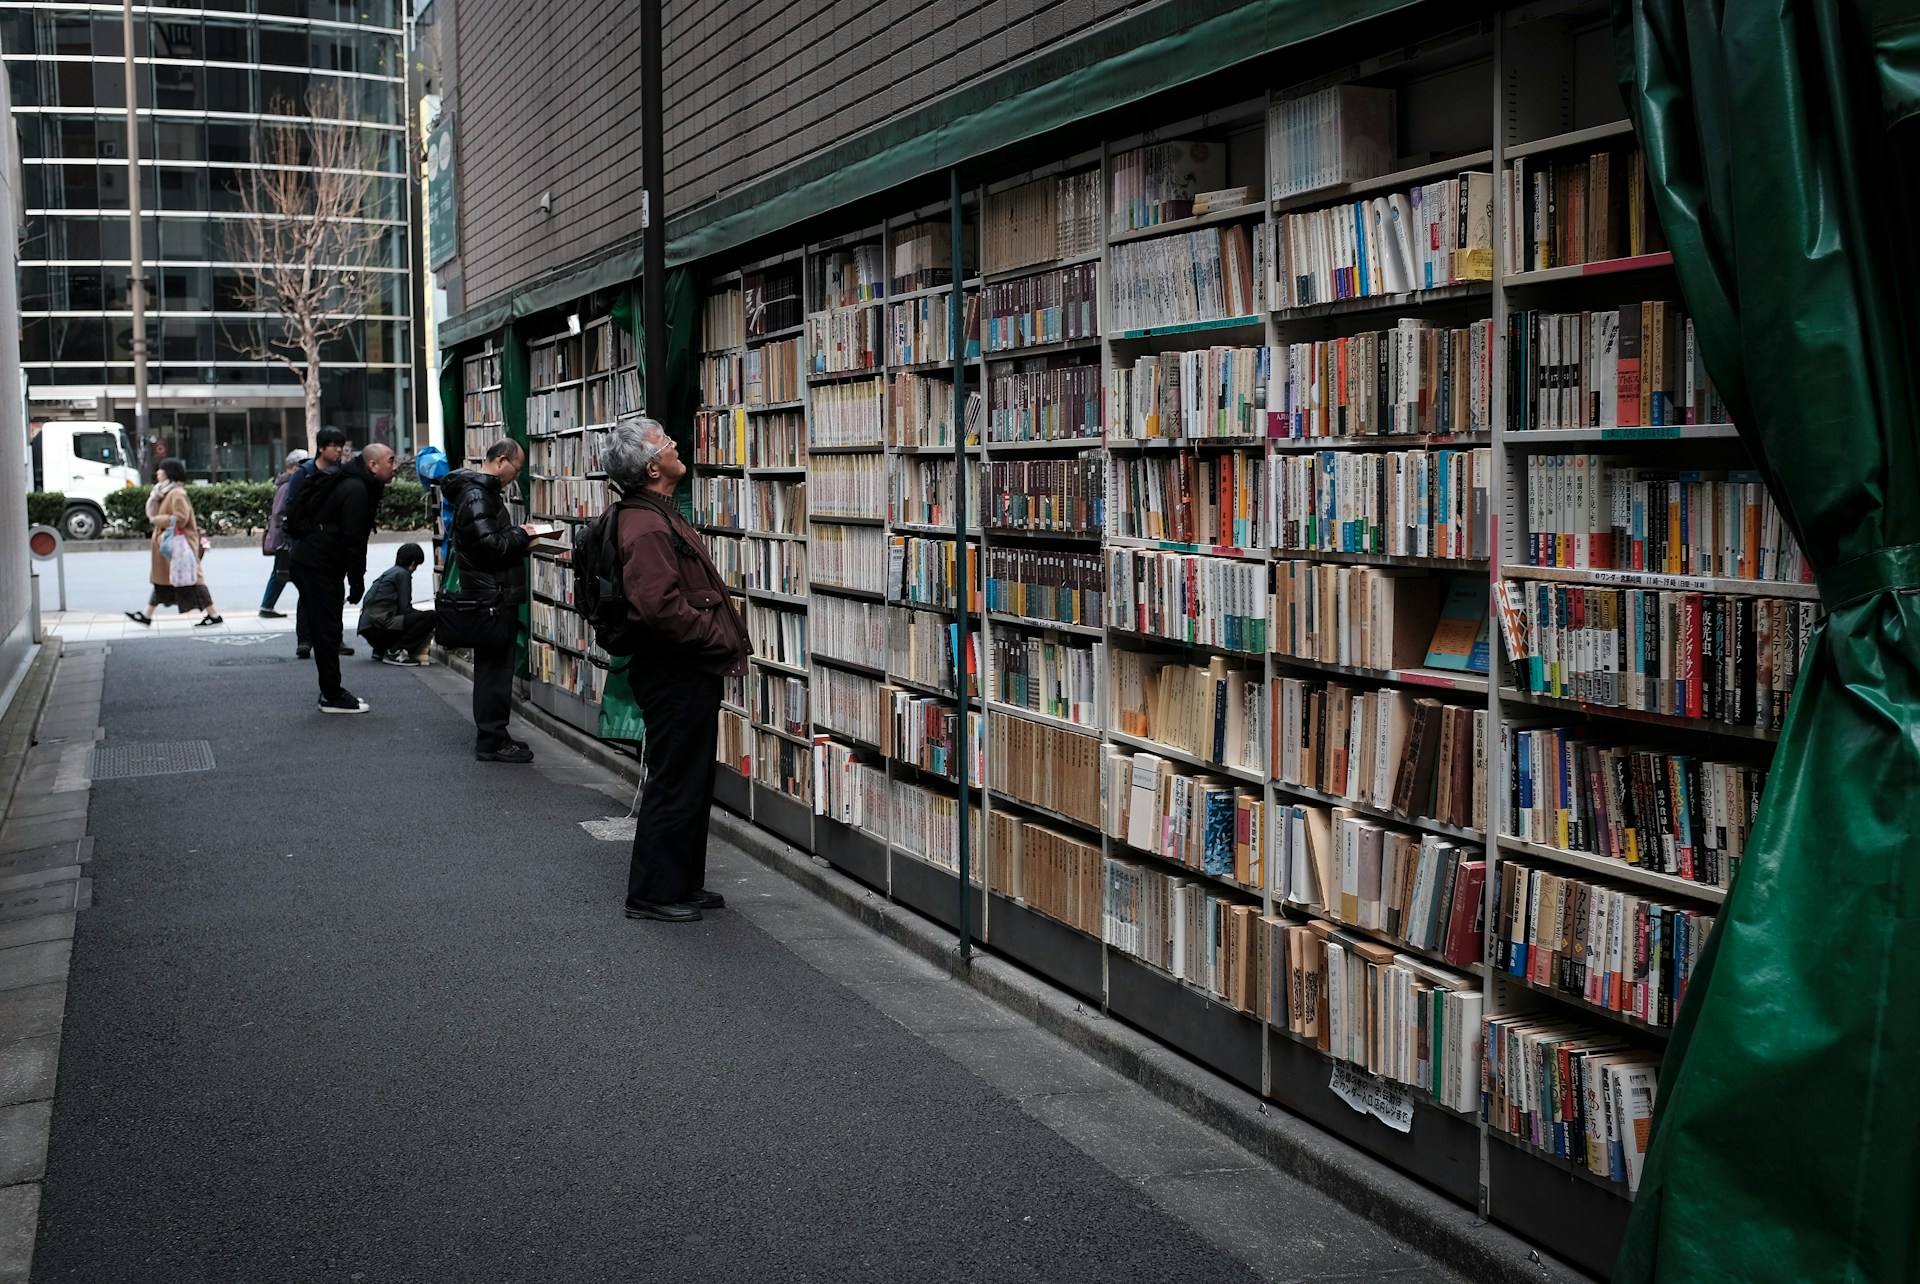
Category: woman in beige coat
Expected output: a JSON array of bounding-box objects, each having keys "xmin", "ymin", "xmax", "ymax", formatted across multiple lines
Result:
[{"xmin": 125, "ymin": 458, "xmax": 223, "ymax": 626}]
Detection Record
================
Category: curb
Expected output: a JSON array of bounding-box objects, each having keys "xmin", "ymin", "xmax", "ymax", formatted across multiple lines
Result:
[{"xmin": 456, "ymin": 658, "xmax": 1591, "ymax": 1284}]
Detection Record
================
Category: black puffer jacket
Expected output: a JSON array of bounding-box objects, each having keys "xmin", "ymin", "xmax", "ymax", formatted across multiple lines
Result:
[
  {"xmin": 288, "ymin": 455, "xmax": 386, "ymax": 588},
  {"xmin": 443, "ymin": 468, "xmax": 529, "ymax": 605}
]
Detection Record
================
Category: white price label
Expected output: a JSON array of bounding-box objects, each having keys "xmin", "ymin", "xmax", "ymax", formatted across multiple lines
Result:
[{"xmin": 1329, "ymin": 1063, "xmax": 1415, "ymax": 1133}]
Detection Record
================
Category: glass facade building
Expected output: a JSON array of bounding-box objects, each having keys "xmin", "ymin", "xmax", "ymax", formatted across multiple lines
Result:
[{"xmin": 2, "ymin": 1, "xmax": 412, "ymax": 479}]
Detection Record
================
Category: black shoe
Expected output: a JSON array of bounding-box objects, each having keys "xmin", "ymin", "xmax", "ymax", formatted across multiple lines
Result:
[
  {"xmin": 475, "ymin": 741, "xmax": 534, "ymax": 763},
  {"xmin": 125, "ymin": 611, "xmax": 152, "ymax": 626},
  {"xmin": 296, "ymin": 647, "xmax": 312, "ymax": 660},
  {"xmin": 259, "ymin": 608, "xmax": 287, "ymax": 619},
  {"xmin": 318, "ymin": 691, "xmax": 369, "ymax": 715},
  {"xmin": 624, "ymin": 899, "xmax": 703, "ymax": 923},
  {"xmin": 381, "ymin": 651, "xmax": 421, "ymax": 667},
  {"xmin": 337, "ymin": 644, "xmax": 354, "ymax": 656},
  {"xmin": 692, "ymin": 889, "xmax": 726, "ymax": 910}
]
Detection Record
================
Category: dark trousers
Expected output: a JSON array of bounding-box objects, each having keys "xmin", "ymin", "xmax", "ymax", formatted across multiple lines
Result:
[
  {"xmin": 627, "ymin": 669, "xmax": 722, "ymax": 906},
  {"xmin": 472, "ymin": 637, "xmax": 516, "ymax": 750},
  {"xmin": 363, "ymin": 608, "xmax": 436, "ymax": 657},
  {"xmin": 278, "ymin": 547, "xmax": 311, "ymax": 647},
  {"xmin": 290, "ymin": 564, "xmax": 346, "ymax": 700}
]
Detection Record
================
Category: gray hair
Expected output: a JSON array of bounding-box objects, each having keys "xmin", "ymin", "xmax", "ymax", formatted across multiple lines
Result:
[{"xmin": 604, "ymin": 415, "xmax": 671, "ymax": 492}]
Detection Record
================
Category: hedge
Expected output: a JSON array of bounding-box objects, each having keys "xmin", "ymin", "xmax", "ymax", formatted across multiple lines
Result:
[
  {"xmin": 105, "ymin": 479, "xmax": 432, "ymax": 538},
  {"xmin": 26, "ymin": 493, "xmax": 66, "ymax": 527}
]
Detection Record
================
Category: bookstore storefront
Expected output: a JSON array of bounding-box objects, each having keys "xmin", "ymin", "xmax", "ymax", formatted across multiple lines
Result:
[{"xmin": 436, "ymin": 1, "xmax": 1908, "ymax": 1277}]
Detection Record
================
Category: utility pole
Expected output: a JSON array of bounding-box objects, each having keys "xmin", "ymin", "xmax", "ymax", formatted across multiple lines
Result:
[
  {"xmin": 639, "ymin": 0, "xmax": 665, "ymax": 421},
  {"xmin": 120, "ymin": 0, "xmax": 150, "ymax": 475}
]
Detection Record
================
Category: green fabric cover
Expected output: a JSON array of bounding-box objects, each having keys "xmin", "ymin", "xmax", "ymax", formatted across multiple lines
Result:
[{"xmin": 1611, "ymin": 2, "xmax": 1920, "ymax": 1280}]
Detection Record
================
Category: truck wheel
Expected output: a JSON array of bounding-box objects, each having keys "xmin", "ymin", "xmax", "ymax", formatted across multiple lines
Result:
[{"xmin": 59, "ymin": 505, "xmax": 103, "ymax": 541}]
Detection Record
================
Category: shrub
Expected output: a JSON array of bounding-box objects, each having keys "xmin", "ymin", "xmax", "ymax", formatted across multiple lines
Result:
[
  {"xmin": 378, "ymin": 480, "xmax": 430, "ymax": 532},
  {"xmin": 106, "ymin": 478, "xmax": 430, "ymax": 537},
  {"xmin": 105, "ymin": 486, "xmax": 151, "ymax": 536},
  {"xmin": 26, "ymin": 493, "xmax": 66, "ymax": 528}
]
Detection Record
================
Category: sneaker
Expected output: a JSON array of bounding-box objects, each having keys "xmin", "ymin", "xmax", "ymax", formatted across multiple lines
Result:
[
  {"xmin": 475, "ymin": 740, "xmax": 534, "ymax": 763},
  {"xmin": 295, "ymin": 647, "xmax": 312, "ymax": 660},
  {"xmin": 260, "ymin": 609, "xmax": 287, "ymax": 619},
  {"xmin": 318, "ymin": 692, "xmax": 370, "ymax": 715},
  {"xmin": 337, "ymin": 644, "xmax": 355, "ymax": 656},
  {"xmin": 381, "ymin": 652, "xmax": 421, "ymax": 667}
]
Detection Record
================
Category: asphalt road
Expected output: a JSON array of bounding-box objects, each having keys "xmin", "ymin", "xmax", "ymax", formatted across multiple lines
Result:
[{"xmin": 32, "ymin": 637, "xmax": 1309, "ymax": 1282}]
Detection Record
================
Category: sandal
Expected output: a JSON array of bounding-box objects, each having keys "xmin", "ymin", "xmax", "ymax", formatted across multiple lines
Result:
[
  {"xmin": 194, "ymin": 615, "xmax": 224, "ymax": 627},
  {"xmin": 125, "ymin": 611, "xmax": 152, "ymax": 626}
]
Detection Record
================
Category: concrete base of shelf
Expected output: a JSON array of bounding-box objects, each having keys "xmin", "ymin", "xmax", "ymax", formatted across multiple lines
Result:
[
  {"xmin": 814, "ymin": 819, "xmax": 888, "ymax": 893},
  {"xmin": 751, "ymin": 782, "xmax": 813, "ymax": 850},
  {"xmin": 889, "ymin": 854, "xmax": 985, "ymax": 937},
  {"xmin": 1106, "ymin": 954, "xmax": 1264, "ymax": 1094},
  {"xmin": 713, "ymin": 766, "xmax": 751, "ymax": 817},
  {"xmin": 1489, "ymin": 1135, "xmax": 1631, "ymax": 1279},
  {"xmin": 985, "ymin": 893, "xmax": 1104, "ymax": 1004}
]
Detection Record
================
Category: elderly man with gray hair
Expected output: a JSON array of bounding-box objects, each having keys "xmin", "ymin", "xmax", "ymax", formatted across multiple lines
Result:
[{"xmin": 603, "ymin": 416, "xmax": 750, "ymax": 923}]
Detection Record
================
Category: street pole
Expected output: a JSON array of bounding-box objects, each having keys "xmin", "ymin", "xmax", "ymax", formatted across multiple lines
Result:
[
  {"xmin": 639, "ymin": 0, "xmax": 666, "ymax": 421},
  {"xmin": 121, "ymin": 0, "xmax": 150, "ymax": 475}
]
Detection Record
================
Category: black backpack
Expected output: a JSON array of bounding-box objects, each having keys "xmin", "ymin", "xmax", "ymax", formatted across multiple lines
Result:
[
  {"xmin": 571, "ymin": 495, "xmax": 650, "ymax": 658},
  {"xmin": 283, "ymin": 465, "xmax": 346, "ymax": 541}
]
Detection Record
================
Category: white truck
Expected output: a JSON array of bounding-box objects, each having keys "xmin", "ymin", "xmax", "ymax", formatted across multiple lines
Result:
[{"xmin": 28, "ymin": 420, "xmax": 141, "ymax": 540}]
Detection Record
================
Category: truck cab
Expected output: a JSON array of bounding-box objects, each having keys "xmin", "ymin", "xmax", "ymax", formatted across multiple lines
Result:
[{"xmin": 29, "ymin": 420, "xmax": 140, "ymax": 540}]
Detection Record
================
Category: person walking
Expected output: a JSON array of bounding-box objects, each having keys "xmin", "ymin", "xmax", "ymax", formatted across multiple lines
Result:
[
  {"xmin": 356, "ymin": 542, "xmax": 436, "ymax": 665},
  {"xmin": 259, "ymin": 447, "xmax": 309, "ymax": 633},
  {"xmin": 604, "ymin": 417, "xmax": 749, "ymax": 923},
  {"xmin": 125, "ymin": 458, "xmax": 223, "ymax": 627},
  {"xmin": 441, "ymin": 440, "xmax": 541, "ymax": 761},
  {"xmin": 289, "ymin": 442, "xmax": 396, "ymax": 714}
]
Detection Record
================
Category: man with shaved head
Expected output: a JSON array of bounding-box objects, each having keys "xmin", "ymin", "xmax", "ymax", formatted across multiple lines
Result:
[{"xmin": 290, "ymin": 440, "xmax": 397, "ymax": 714}]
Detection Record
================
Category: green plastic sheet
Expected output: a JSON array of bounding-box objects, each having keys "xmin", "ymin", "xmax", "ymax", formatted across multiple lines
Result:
[{"xmin": 1611, "ymin": 2, "xmax": 1920, "ymax": 1279}]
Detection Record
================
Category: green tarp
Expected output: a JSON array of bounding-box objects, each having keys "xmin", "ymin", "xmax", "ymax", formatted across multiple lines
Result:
[{"xmin": 1611, "ymin": 1, "xmax": 1920, "ymax": 1279}]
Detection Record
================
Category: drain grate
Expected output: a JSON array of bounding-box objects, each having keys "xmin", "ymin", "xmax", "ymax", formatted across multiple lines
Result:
[{"xmin": 89, "ymin": 741, "xmax": 215, "ymax": 780}]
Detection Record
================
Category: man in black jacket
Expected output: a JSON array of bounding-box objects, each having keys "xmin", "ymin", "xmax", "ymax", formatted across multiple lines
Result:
[
  {"xmin": 441, "ymin": 440, "xmax": 540, "ymax": 761},
  {"xmin": 289, "ymin": 443, "xmax": 397, "ymax": 714}
]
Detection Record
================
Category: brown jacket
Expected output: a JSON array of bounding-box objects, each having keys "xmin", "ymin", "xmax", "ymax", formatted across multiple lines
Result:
[
  {"xmin": 618, "ymin": 491, "xmax": 750, "ymax": 675},
  {"xmin": 147, "ymin": 485, "xmax": 204, "ymax": 587}
]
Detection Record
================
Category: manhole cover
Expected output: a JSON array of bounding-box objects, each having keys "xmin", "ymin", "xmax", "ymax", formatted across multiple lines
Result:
[
  {"xmin": 210, "ymin": 656, "xmax": 292, "ymax": 666},
  {"xmin": 89, "ymin": 741, "xmax": 215, "ymax": 780},
  {"xmin": 202, "ymin": 633, "xmax": 276, "ymax": 646}
]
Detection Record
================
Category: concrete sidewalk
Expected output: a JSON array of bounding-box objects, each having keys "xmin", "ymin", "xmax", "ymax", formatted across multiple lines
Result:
[{"xmin": 25, "ymin": 637, "xmax": 1494, "ymax": 1282}]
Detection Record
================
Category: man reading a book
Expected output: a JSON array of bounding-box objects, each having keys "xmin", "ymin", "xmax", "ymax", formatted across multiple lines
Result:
[{"xmin": 442, "ymin": 439, "xmax": 547, "ymax": 761}]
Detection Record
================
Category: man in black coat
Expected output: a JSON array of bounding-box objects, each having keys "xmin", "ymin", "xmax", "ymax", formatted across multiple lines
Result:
[
  {"xmin": 441, "ymin": 439, "xmax": 540, "ymax": 761},
  {"xmin": 289, "ymin": 443, "xmax": 397, "ymax": 714}
]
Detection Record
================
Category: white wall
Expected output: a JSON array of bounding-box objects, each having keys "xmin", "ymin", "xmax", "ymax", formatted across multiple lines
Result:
[{"xmin": 0, "ymin": 66, "xmax": 39, "ymax": 710}]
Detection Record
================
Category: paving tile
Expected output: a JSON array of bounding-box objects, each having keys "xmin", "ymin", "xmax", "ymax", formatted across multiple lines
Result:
[
  {"xmin": 0, "ymin": 916, "xmax": 74, "ymax": 954},
  {"xmin": 0, "ymin": 1182, "xmax": 37, "ymax": 1284},
  {"xmin": 0, "ymin": 1102, "xmax": 52, "ymax": 1186},
  {"xmin": 0, "ymin": 871, "xmax": 81, "ymax": 898},
  {"xmin": 0, "ymin": 848, "xmax": 86, "ymax": 882},
  {"xmin": 0, "ymin": 822, "xmax": 86, "ymax": 855},
  {"xmin": 0, "ymin": 942, "xmax": 69, "ymax": 995},
  {"xmin": 0, "ymin": 986, "xmax": 66, "ymax": 1042},
  {"xmin": 920, "ymin": 1026, "xmax": 1130, "ymax": 1100},
  {"xmin": 781, "ymin": 933, "xmax": 947, "ymax": 984},
  {"xmin": 0, "ymin": 1035, "xmax": 59, "ymax": 1108},
  {"xmin": 847, "ymin": 978, "xmax": 1027, "ymax": 1034},
  {"xmin": 1020, "ymin": 1088, "xmax": 1257, "ymax": 1182},
  {"xmin": 0, "ymin": 796, "xmax": 86, "ymax": 825},
  {"xmin": 0, "ymin": 880, "xmax": 78, "ymax": 923}
]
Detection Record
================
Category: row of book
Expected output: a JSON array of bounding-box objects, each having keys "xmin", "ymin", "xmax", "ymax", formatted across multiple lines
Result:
[
  {"xmin": 811, "ymin": 741, "xmax": 888, "ymax": 833},
  {"xmin": 1508, "ymin": 303, "xmax": 1728, "ymax": 432},
  {"xmin": 1108, "ymin": 139, "xmax": 1228, "ymax": 234},
  {"xmin": 809, "ymin": 593, "xmax": 887, "ymax": 669},
  {"xmin": 1267, "ymin": 85, "xmax": 1395, "ymax": 202},
  {"xmin": 527, "ymin": 337, "xmax": 579, "ymax": 389},
  {"xmin": 691, "ymin": 476, "xmax": 805, "ymax": 535},
  {"xmin": 1275, "ymin": 679, "xmax": 1486, "ymax": 831},
  {"xmin": 1275, "ymin": 808, "xmax": 1485, "ymax": 967},
  {"xmin": 807, "ymin": 377, "xmax": 885, "ymax": 447},
  {"xmin": 528, "ymin": 555, "xmax": 575, "ymax": 605},
  {"xmin": 744, "ymin": 265, "xmax": 803, "ymax": 335},
  {"xmin": 530, "ymin": 430, "xmax": 604, "ymax": 479},
  {"xmin": 1270, "ymin": 173, "xmax": 1494, "ymax": 308},
  {"xmin": 530, "ymin": 476, "xmax": 609, "ymax": 520},
  {"xmin": 890, "ymin": 375, "xmax": 981, "ymax": 449},
  {"xmin": 983, "ymin": 546, "xmax": 1106, "ymax": 628},
  {"xmin": 1110, "ymin": 651, "xmax": 1266, "ymax": 776},
  {"xmin": 527, "ymin": 640, "xmax": 607, "ymax": 704},
  {"xmin": 808, "ymin": 454, "xmax": 887, "ymax": 520},
  {"xmin": 1272, "ymin": 563, "xmax": 1489, "ymax": 674},
  {"xmin": 891, "ymin": 455, "xmax": 976, "ymax": 530},
  {"xmin": 1270, "ymin": 447, "xmax": 1492, "ymax": 561},
  {"xmin": 1107, "ymin": 548, "xmax": 1269, "ymax": 653},
  {"xmin": 744, "ymin": 337, "xmax": 803, "ymax": 406},
  {"xmin": 1520, "ymin": 454, "xmax": 1808, "ymax": 582},
  {"xmin": 755, "ymin": 727, "xmax": 812, "ymax": 803},
  {"xmin": 892, "ymin": 779, "xmax": 984, "ymax": 880},
  {"xmin": 888, "ymin": 291, "xmax": 980, "ymax": 366},
  {"xmin": 810, "ymin": 242, "xmax": 886, "ymax": 309},
  {"xmin": 814, "ymin": 665, "xmax": 882, "ymax": 746},
  {"xmin": 881, "ymin": 690, "xmax": 983, "ymax": 783},
  {"xmin": 739, "ymin": 536, "xmax": 806, "ymax": 597},
  {"xmin": 1109, "ymin": 449, "xmax": 1266, "ymax": 549},
  {"xmin": 991, "ymin": 629, "xmax": 1097, "ymax": 728},
  {"xmin": 984, "ymin": 456, "xmax": 1104, "ymax": 533},
  {"xmin": 1482, "ymin": 1016, "xmax": 1657, "ymax": 1192},
  {"xmin": 988, "ymin": 714, "xmax": 1103, "ymax": 828},
  {"xmin": 462, "ymin": 386, "xmax": 502, "ymax": 432},
  {"xmin": 1495, "ymin": 860, "xmax": 1713, "ymax": 1028},
  {"xmin": 747, "ymin": 602, "xmax": 807, "ymax": 669},
  {"xmin": 718, "ymin": 708, "xmax": 751, "ymax": 776},
  {"xmin": 991, "ymin": 813, "xmax": 1104, "ymax": 937},
  {"xmin": 586, "ymin": 367, "xmax": 641, "ymax": 426},
  {"xmin": 1272, "ymin": 320, "xmax": 1495, "ymax": 440},
  {"xmin": 694, "ymin": 409, "xmax": 747, "ymax": 467},
  {"xmin": 890, "ymin": 219, "xmax": 963, "ymax": 295},
  {"xmin": 982, "ymin": 170, "xmax": 1101, "ymax": 276},
  {"xmin": 752, "ymin": 670, "xmax": 809, "ymax": 738},
  {"xmin": 889, "ymin": 604, "xmax": 972, "ymax": 695},
  {"xmin": 1111, "ymin": 346, "xmax": 1271, "ymax": 440},
  {"xmin": 1504, "ymin": 727, "xmax": 1763, "ymax": 889},
  {"xmin": 1105, "ymin": 224, "xmax": 1261, "ymax": 331},
  {"xmin": 983, "ymin": 263, "xmax": 1099, "ymax": 353},
  {"xmin": 527, "ymin": 386, "xmax": 584, "ymax": 436},
  {"xmin": 529, "ymin": 600, "xmax": 596, "ymax": 655},
  {"xmin": 1105, "ymin": 750, "xmax": 1265, "ymax": 890},
  {"xmin": 1508, "ymin": 146, "xmax": 1665, "ymax": 274},
  {"xmin": 462, "ymin": 350, "xmax": 501, "ymax": 393},
  {"xmin": 700, "ymin": 353, "xmax": 743, "ymax": 408},
  {"xmin": 701, "ymin": 285, "xmax": 744, "ymax": 353},
  {"xmin": 986, "ymin": 365, "xmax": 1102, "ymax": 444},
  {"xmin": 1500, "ymin": 582, "xmax": 1814, "ymax": 730},
  {"xmin": 888, "ymin": 536, "xmax": 980, "ymax": 612},
  {"xmin": 1102, "ymin": 861, "xmax": 1264, "ymax": 1014},
  {"xmin": 808, "ymin": 523, "xmax": 887, "ymax": 594},
  {"xmin": 806, "ymin": 306, "xmax": 884, "ymax": 375}
]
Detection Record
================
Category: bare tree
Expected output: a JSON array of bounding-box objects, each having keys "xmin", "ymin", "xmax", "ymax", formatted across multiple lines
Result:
[{"xmin": 227, "ymin": 84, "xmax": 389, "ymax": 450}]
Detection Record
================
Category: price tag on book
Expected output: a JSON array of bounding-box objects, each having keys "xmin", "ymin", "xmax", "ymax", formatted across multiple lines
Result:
[{"xmin": 1329, "ymin": 1063, "xmax": 1415, "ymax": 1133}]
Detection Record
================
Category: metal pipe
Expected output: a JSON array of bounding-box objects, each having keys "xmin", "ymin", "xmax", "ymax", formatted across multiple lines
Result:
[
  {"xmin": 121, "ymin": 0, "xmax": 149, "ymax": 473},
  {"xmin": 639, "ymin": 0, "xmax": 666, "ymax": 418},
  {"xmin": 950, "ymin": 167, "xmax": 972, "ymax": 963}
]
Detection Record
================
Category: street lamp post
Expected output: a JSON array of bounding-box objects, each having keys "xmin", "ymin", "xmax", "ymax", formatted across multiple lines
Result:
[{"xmin": 120, "ymin": 0, "xmax": 151, "ymax": 475}]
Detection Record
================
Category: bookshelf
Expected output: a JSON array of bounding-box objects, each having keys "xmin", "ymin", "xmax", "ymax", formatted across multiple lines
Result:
[{"xmin": 446, "ymin": 3, "xmax": 1809, "ymax": 1273}]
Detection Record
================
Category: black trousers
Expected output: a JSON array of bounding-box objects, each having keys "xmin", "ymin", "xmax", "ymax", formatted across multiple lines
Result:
[
  {"xmin": 290, "ymin": 563, "xmax": 346, "ymax": 700},
  {"xmin": 472, "ymin": 636, "xmax": 516, "ymax": 750},
  {"xmin": 363, "ymin": 608, "xmax": 436, "ymax": 657},
  {"xmin": 626, "ymin": 669, "xmax": 722, "ymax": 906}
]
